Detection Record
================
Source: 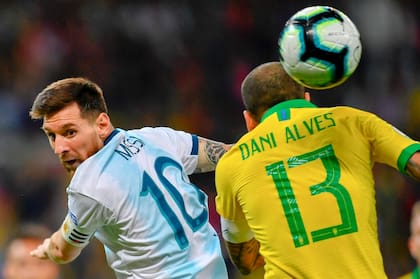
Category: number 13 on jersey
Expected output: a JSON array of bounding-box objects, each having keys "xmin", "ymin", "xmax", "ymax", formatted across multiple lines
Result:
[{"xmin": 265, "ymin": 144, "xmax": 358, "ymax": 248}]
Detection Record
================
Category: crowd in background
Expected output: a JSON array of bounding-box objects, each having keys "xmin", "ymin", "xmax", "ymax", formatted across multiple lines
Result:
[{"xmin": 0, "ymin": 0, "xmax": 419, "ymax": 278}]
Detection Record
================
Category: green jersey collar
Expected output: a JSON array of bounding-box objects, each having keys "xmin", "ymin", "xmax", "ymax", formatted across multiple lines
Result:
[{"xmin": 260, "ymin": 99, "xmax": 317, "ymax": 122}]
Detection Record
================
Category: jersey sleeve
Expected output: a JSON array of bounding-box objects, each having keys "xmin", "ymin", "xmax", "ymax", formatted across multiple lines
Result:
[
  {"xmin": 134, "ymin": 127, "xmax": 199, "ymax": 174},
  {"xmin": 215, "ymin": 159, "xmax": 253, "ymax": 243},
  {"xmin": 362, "ymin": 112, "xmax": 420, "ymax": 173},
  {"xmin": 220, "ymin": 217, "xmax": 254, "ymax": 243},
  {"xmin": 215, "ymin": 153, "xmax": 246, "ymax": 216},
  {"xmin": 62, "ymin": 192, "xmax": 113, "ymax": 247}
]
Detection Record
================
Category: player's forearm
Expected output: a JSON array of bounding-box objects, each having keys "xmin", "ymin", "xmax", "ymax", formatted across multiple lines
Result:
[
  {"xmin": 47, "ymin": 230, "xmax": 79, "ymax": 264},
  {"xmin": 31, "ymin": 230, "xmax": 81, "ymax": 264},
  {"xmin": 226, "ymin": 238, "xmax": 265, "ymax": 275},
  {"xmin": 195, "ymin": 137, "xmax": 232, "ymax": 173}
]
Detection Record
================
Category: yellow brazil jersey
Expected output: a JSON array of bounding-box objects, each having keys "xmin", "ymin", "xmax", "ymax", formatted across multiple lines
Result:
[{"xmin": 215, "ymin": 99, "xmax": 420, "ymax": 279}]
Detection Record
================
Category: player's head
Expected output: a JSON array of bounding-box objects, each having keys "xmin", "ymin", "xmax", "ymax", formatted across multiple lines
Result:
[
  {"xmin": 241, "ymin": 61, "xmax": 306, "ymax": 131},
  {"xmin": 30, "ymin": 77, "xmax": 108, "ymax": 121},
  {"xmin": 2, "ymin": 224, "xmax": 60, "ymax": 279},
  {"xmin": 408, "ymin": 201, "xmax": 420, "ymax": 262},
  {"xmin": 30, "ymin": 77, "xmax": 114, "ymax": 173}
]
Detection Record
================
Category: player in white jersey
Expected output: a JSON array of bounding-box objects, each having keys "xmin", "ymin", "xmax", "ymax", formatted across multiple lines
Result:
[{"xmin": 28, "ymin": 77, "xmax": 230, "ymax": 279}]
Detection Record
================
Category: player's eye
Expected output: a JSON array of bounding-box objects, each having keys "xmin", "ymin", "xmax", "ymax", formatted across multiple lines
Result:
[{"xmin": 65, "ymin": 129, "xmax": 76, "ymax": 137}]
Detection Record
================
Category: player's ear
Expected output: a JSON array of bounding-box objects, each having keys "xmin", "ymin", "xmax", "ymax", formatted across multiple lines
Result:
[
  {"xmin": 243, "ymin": 110, "xmax": 258, "ymax": 132},
  {"xmin": 96, "ymin": 112, "xmax": 112, "ymax": 139},
  {"xmin": 304, "ymin": 92, "xmax": 311, "ymax": 101}
]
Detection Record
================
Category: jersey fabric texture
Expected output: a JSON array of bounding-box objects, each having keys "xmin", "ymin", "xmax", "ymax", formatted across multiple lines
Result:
[
  {"xmin": 65, "ymin": 127, "xmax": 228, "ymax": 279},
  {"xmin": 215, "ymin": 99, "xmax": 420, "ymax": 279}
]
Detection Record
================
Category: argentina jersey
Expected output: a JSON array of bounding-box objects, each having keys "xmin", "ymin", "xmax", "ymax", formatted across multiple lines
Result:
[{"xmin": 65, "ymin": 127, "xmax": 228, "ymax": 279}]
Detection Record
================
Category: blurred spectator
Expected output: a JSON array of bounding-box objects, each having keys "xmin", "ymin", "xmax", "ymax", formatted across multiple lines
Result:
[
  {"xmin": 0, "ymin": 170, "xmax": 18, "ymax": 262},
  {"xmin": 397, "ymin": 201, "xmax": 420, "ymax": 279},
  {"xmin": 2, "ymin": 223, "xmax": 60, "ymax": 279}
]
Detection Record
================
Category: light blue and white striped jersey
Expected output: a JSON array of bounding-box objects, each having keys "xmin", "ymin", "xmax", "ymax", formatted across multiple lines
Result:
[{"xmin": 63, "ymin": 127, "xmax": 228, "ymax": 279}]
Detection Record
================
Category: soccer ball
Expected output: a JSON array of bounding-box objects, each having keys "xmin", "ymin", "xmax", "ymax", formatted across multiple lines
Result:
[{"xmin": 278, "ymin": 6, "xmax": 362, "ymax": 90}]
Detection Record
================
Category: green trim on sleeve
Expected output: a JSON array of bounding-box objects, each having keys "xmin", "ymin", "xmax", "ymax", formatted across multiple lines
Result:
[
  {"xmin": 412, "ymin": 267, "xmax": 419, "ymax": 279},
  {"xmin": 398, "ymin": 143, "xmax": 420, "ymax": 174}
]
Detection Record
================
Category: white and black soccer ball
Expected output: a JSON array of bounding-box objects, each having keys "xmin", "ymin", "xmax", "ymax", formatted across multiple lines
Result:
[{"xmin": 278, "ymin": 6, "xmax": 362, "ymax": 90}]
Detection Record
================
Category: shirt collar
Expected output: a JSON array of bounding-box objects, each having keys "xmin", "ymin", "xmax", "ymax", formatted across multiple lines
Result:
[
  {"xmin": 104, "ymin": 129, "xmax": 120, "ymax": 145},
  {"xmin": 260, "ymin": 99, "xmax": 317, "ymax": 122}
]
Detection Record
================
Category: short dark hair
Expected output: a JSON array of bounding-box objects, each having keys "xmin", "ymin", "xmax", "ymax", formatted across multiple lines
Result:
[
  {"xmin": 30, "ymin": 77, "xmax": 108, "ymax": 120},
  {"xmin": 241, "ymin": 62, "xmax": 305, "ymax": 121}
]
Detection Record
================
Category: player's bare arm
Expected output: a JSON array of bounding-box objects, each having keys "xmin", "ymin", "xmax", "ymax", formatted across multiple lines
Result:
[
  {"xmin": 225, "ymin": 238, "xmax": 265, "ymax": 275},
  {"xmin": 195, "ymin": 137, "xmax": 232, "ymax": 173},
  {"xmin": 30, "ymin": 227, "xmax": 83, "ymax": 264},
  {"xmin": 406, "ymin": 152, "xmax": 420, "ymax": 180}
]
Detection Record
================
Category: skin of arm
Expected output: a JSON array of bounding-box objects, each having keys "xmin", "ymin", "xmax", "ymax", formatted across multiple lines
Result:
[
  {"xmin": 30, "ymin": 227, "xmax": 83, "ymax": 264},
  {"xmin": 225, "ymin": 238, "xmax": 265, "ymax": 275},
  {"xmin": 195, "ymin": 137, "xmax": 232, "ymax": 173},
  {"xmin": 406, "ymin": 152, "xmax": 420, "ymax": 180}
]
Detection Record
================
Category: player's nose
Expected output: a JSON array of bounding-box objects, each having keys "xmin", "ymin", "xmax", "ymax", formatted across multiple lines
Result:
[{"xmin": 53, "ymin": 135, "xmax": 69, "ymax": 155}]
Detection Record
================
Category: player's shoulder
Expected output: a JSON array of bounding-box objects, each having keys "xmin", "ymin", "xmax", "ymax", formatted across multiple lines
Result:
[
  {"xmin": 329, "ymin": 105, "xmax": 369, "ymax": 113},
  {"xmin": 128, "ymin": 127, "xmax": 195, "ymax": 159},
  {"xmin": 326, "ymin": 105, "xmax": 379, "ymax": 119},
  {"xmin": 217, "ymin": 132, "xmax": 253, "ymax": 167},
  {"xmin": 130, "ymin": 126, "xmax": 191, "ymax": 140}
]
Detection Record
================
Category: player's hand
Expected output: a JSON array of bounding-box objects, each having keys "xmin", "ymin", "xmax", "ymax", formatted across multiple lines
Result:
[{"xmin": 30, "ymin": 238, "xmax": 51, "ymax": 259}]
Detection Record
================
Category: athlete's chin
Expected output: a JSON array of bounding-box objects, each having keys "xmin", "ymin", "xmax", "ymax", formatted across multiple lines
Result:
[{"xmin": 62, "ymin": 160, "xmax": 81, "ymax": 173}]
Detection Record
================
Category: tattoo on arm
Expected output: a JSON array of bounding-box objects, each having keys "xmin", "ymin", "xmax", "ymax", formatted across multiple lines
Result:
[
  {"xmin": 226, "ymin": 238, "xmax": 265, "ymax": 275},
  {"xmin": 195, "ymin": 138, "xmax": 232, "ymax": 173},
  {"xmin": 205, "ymin": 141, "xmax": 228, "ymax": 166}
]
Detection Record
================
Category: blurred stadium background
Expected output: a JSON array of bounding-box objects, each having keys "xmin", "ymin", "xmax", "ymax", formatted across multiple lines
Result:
[{"xmin": 0, "ymin": 1, "xmax": 418, "ymax": 278}]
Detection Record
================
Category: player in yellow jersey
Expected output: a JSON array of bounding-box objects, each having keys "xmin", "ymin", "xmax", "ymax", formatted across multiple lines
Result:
[
  {"xmin": 215, "ymin": 61, "xmax": 420, "ymax": 279},
  {"xmin": 398, "ymin": 201, "xmax": 420, "ymax": 279}
]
